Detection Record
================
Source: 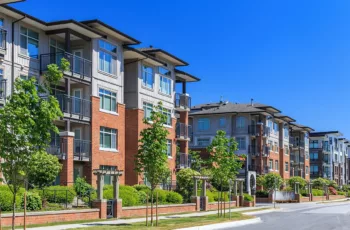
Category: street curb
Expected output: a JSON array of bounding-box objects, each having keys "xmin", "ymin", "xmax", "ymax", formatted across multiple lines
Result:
[
  {"xmin": 243, "ymin": 208, "xmax": 282, "ymax": 215},
  {"xmin": 175, "ymin": 217, "xmax": 262, "ymax": 230}
]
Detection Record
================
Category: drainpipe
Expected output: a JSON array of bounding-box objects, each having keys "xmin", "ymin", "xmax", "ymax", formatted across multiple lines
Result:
[{"xmin": 11, "ymin": 16, "xmax": 26, "ymax": 94}]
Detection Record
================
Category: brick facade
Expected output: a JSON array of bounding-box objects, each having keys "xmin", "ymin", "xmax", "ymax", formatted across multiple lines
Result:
[
  {"xmin": 125, "ymin": 108, "xmax": 177, "ymax": 186},
  {"xmin": 279, "ymin": 148, "xmax": 290, "ymax": 179},
  {"xmin": 59, "ymin": 135, "xmax": 74, "ymax": 185}
]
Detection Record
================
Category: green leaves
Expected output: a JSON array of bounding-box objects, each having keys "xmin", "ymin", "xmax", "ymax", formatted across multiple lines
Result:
[{"xmin": 135, "ymin": 102, "xmax": 170, "ymax": 190}]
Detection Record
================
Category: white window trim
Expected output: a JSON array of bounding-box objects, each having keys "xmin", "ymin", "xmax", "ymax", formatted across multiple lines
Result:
[
  {"xmin": 159, "ymin": 75, "xmax": 172, "ymax": 96},
  {"xmin": 100, "ymin": 127, "xmax": 118, "ymax": 151},
  {"xmin": 98, "ymin": 39, "xmax": 118, "ymax": 77},
  {"xmin": 99, "ymin": 87, "xmax": 118, "ymax": 114},
  {"xmin": 19, "ymin": 26, "xmax": 39, "ymax": 59},
  {"xmin": 141, "ymin": 64, "xmax": 154, "ymax": 90}
]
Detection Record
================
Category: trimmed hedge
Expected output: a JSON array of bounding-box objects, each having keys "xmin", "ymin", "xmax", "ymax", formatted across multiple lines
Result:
[
  {"xmin": 338, "ymin": 191, "xmax": 346, "ymax": 196},
  {"xmin": 34, "ymin": 186, "xmax": 76, "ymax": 204},
  {"xmin": 0, "ymin": 186, "xmax": 39, "ymax": 211},
  {"xmin": 166, "ymin": 191, "xmax": 183, "ymax": 204},
  {"xmin": 312, "ymin": 189, "xmax": 324, "ymax": 196},
  {"xmin": 21, "ymin": 192, "xmax": 42, "ymax": 211},
  {"xmin": 244, "ymin": 193, "xmax": 254, "ymax": 202},
  {"xmin": 256, "ymin": 190, "xmax": 269, "ymax": 198}
]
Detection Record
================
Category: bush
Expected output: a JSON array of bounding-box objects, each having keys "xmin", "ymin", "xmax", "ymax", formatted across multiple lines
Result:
[
  {"xmin": 312, "ymin": 189, "xmax": 324, "ymax": 196},
  {"xmin": 0, "ymin": 186, "xmax": 24, "ymax": 211},
  {"xmin": 133, "ymin": 185, "xmax": 150, "ymax": 192},
  {"xmin": 36, "ymin": 186, "xmax": 76, "ymax": 204},
  {"xmin": 244, "ymin": 193, "xmax": 253, "ymax": 202},
  {"xmin": 338, "ymin": 191, "xmax": 346, "ymax": 196},
  {"xmin": 312, "ymin": 178, "xmax": 329, "ymax": 189},
  {"xmin": 256, "ymin": 190, "xmax": 269, "ymax": 198},
  {"xmin": 329, "ymin": 187, "xmax": 337, "ymax": 195},
  {"xmin": 288, "ymin": 177, "xmax": 307, "ymax": 190},
  {"xmin": 21, "ymin": 192, "xmax": 42, "ymax": 211},
  {"xmin": 153, "ymin": 189, "xmax": 167, "ymax": 203},
  {"xmin": 263, "ymin": 173, "xmax": 283, "ymax": 191},
  {"xmin": 74, "ymin": 177, "xmax": 93, "ymax": 197},
  {"xmin": 176, "ymin": 168, "xmax": 201, "ymax": 203},
  {"xmin": 205, "ymin": 190, "xmax": 229, "ymax": 202},
  {"xmin": 166, "ymin": 191, "xmax": 183, "ymax": 204}
]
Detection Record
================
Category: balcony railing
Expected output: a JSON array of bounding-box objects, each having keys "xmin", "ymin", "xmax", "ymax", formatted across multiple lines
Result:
[
  {"xmin": 0, "ymin": 29, "xmax": 6, "ymax": 50},
  {"xmin": 175, "ymin": 93, "xmax": 191, "ymax": 111},
  {"xmin": 40, "ymin": 52, "xmax": 92, "ymax": 80},
  {"xmin": 0, "ymin": 79, "xmax": 6, "ymax": 100},
  {"xmin": 289, "ymin": 137, "xmax": 305, "ymax": 148},
  {"xmin": 262, "ymin": 145, "xmax": 270, "ymax": 157},
  {"xmin": 74, "ymin": 140, "xmax": 91, "ymax": 161},
  {"xmin": 176, "ymin": 123, "xmax": 191, "ymax": 141},
  {"xmin": 248, "ymin": 145, "xmax": 257, "ymax": 155},
  {"xmin": 176, "ymin": 153, "xmax": 192, "ymax": 169},
  {"xmin": 248, "ymin": 125, "xmax": 270, "ymax": 137},
  {"xmin": 323, "ymin": 145, "xmax": 330, "ymax": 152},
  {"xmin": 47, "ymin": 138, "xmax": 67, "ymax": 160},
  {"xmin": 55, "ymin": 94, "xmax": 91, "ymax": 118}
]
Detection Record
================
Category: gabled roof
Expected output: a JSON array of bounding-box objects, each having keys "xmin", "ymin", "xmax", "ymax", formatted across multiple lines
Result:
[
  {"xmin": 175, "ymin": 69, "xmax": 200, "ymax": 83},
  {"xmin": 289, "ymin": 123, "xmax": 314, "ymax": 132},
  {"xmin": 310, "ymin": 131, "xmax": 342, "ymax": 137},
  {"xmin": 81, "ymin": 19, "xmax": 140, "ymax": 45},
  {"xmin": 274, "ymin": 113, "xmax": 296, "ymax": 123},
  {"xmin": 138, "ymin": 47, "xmax": 188, "ymax": 66}
]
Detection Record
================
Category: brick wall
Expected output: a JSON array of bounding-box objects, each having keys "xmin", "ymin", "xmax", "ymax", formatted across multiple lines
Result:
[
  {"xmin": 312, "ymin": 196, "xmax": 327, "ymax": 202},
  {"xmin": 279, "ymin": 148, "xmax": 290, "ymax": 179},
  {"xmin": 207, "ymin": 201, "xmax": 236, "ymax": 210},
  {"xmin": 89, "ymin": 96, "xmax": 126, "ymax": 187},
  {"xmin": 328, "ymin": 195, "xmax": 346, "ymax": 200},
  {"xmin": 121, "ymin": 203, "xmax": 196, "ymax": 218},
  {"xmin": 1, "ymin": 209, "xmax": 99, "ymax": 227},
  {"xmin": 125, "ymin": 108, "xmax": 177, "ymax": 185}
]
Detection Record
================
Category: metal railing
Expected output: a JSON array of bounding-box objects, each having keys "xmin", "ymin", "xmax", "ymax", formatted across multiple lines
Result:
[
  {"xmin": 55, "ymin": 94, "xmax": 91, "ymax": 118},
  {"xmin": 0, "ymin": 79, "xmax": 6, "ymax": 100},
  {"xmin": 323, "ymin": 145, "xmax": 330, "ymax": 152},
  {"xmin": 40, "ymin": 52, "xmax": 92, "ymax": 80},
  {"xmin": 289, "ymin": 137, "xmax": 305, "ymax": 148},
  {"xmin": 248, "ymin": 145, "xmax": 257, "ymax": 155},
  {"xmin": 176, "ymin": 123, "xmax": 191, "ymax": 140},
  {"xmin": 248, "ymin": 125, "xmax": 257, "ymax": 136},
  {"xmin": 262, "ymin": 145, "xmax": 270, "ymax": 157},
  {"xmin": 0, "ymin": 29, "xmax": 6, "ymax": 50},
  {"xmin": 47, "ymin": 137, "xmax": 67, "ymax": 159},
  {"xmin": 176, "ymin": 153, "xmax": 192, "ymax": 169},
  {"xmin": 175, "ymin": 93, "xmax": 191, "ymax": 110},
  {"xmin": 74, "ymin": 139, "xmax": 91, "ymax": 161}
]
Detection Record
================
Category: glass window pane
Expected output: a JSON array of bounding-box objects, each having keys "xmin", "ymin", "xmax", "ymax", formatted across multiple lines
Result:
[
  {"xmin": 28, "ymin": 38, "xmax": 38, "ymax": 58},
  {"xmin": 159, "ymin": 67, "xmax": 171, "ymax": 76},
  {"xmin": 0, "ymin": 19, "xmax": 3, "ymax": 27},
  {"xmin": 111, "ymin": 134, "xmax": 116, "ymax": 149},
  {"xmin": 100, "ymin": 132, "xmax": 103, "ymax": 147},
  {"xmin": 104, "ymin": 133, "xmax": 111, "ymax": 148},
  {"xmin": 20, "ymin": 35, "xmax": 27, "ymax": 55},
  {"xmin": 100, "ymin": 95, "xmax": 103, "ymax": 109},
  {"xmin": 104, "ymin": 95, "xmax": 111, "ymax": 110},
  {"xmin": 28, "ymin": 29, "xmax": 39, "ymax": 40},
  {"xmin": 99, "ymin": 52, "xmax": 104, "ymax": 72},
  {"xmin": 111, "ymin": 98, "xmax": 116, "ymax": 112},
  {"xmin": 20, "ymin": 27, "xmax": 27, "ymax": 35}
]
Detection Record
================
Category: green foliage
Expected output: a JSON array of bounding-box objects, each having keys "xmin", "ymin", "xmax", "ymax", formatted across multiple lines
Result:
[
  {"xmin": 206, "ymin": 130, "xmax": 243, "ymax": 187},
  {"xmin": 312, "ymin": 178, "xmax": 329, "ymax": 189},
  {"xmin": 133, "ymin": 184, "xmax": 151, "ymax": 192},
  {"xmin": 135, "ymin": 102, "xmax": 170, "ymax": 191},
  {"xmin": 262, "ymin": 173, "xmax": 283, "ymax": 191},
  {"xmin": 288, "ymin": 176, "xmax": 307, "ymax": 191},
  {"xmin": 255, "ymin": 190, "xmax": 269, "ymax": 198},
  {"xmin": 28, "ymin": 151, "xmax": 62, "ymax": 188},
  {"xmin": 166, "ymin": 191, "xmax": 183, "ymax": 204},
  {"xmin": 43, "ymin": 58, "xmax": 70, "ymax": 93},
  {"xmin": 189, "ymin": 149, "xmax": 204, "ymax": 172},
  {"xmin": 204, "ymin": 190, "xmax": 229, "ymax": 202},
  {"xmin": 74, "ymin": 177, "xmax": 93, "ymax": 197},
  {"xmin": 21, "ymin": 192, "xmax": 42, "ymax": 211},
  {"xmin": 338, "ymin": 191, "xmax": 346, "ymax": 196},
  {"xmin": 176, "ymin": 168, "xmax": 201, "ymax": 202},
  {"xmin": 153, "ymin": 189, "xmax": 167, "ymax": 203},
  {"xmin": 0, "ymin": 186, "xmax": 24, "ymax": 211},
  {"xmin": 256, "ymin": 175, "xmax": 265, "ymax": 188},
  {"xmin": 35, "ymin": 186, "xmax": 76, "ymax": 204},
  {"xmin": 244, "ymin": 193, "xmax": 253, "ymax": 202},
  {"xmin": 328, "ymin": 186, "xmax": 337, "ymax": 195},
  {"xmin": 312, "ymin": 189, "xmax": 324, "ymax": 196}
]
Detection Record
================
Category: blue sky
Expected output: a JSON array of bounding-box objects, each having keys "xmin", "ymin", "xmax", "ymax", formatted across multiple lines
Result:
[{"xmin": 11, "ymin": 0, "xmax": 350, "ymax": 136}]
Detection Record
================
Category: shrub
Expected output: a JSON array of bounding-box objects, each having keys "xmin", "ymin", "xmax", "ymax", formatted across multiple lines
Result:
[
  {"xmin": 256, "ymin": 190, "xmax": 269, "ymax": 198},
  {"xmin": 263, "ymin": 173, "xmax": 283, "ymax": 191},
  {"xmin": 120, "ymin": 186, "xmax": 140, "ymax": 206},
  {"xmin": 338, "ymin": 191, "xmax": 346, "ymax": 196},
  {"xmin": 288, "ymin": 177, "xmax": 307, "ymax": 190},
  {"xmin": 0, "ymin": 186, "xmax": 25, "ymax": 211},
  {"xmin": 312, "ymin": 189, "xmax": 324, "ymax": 196},
  {"xmin": 176, "ymin": 168, "xmax": 201, "ymax": 203},
  {"xmin": 133, "ymin": 185, "xmax": 150, "ymax": 192},
  {"xmin": 37, "ymin": 186, "xmax": 76, "ymax": 204},
  {"xmin": 312, "ymin": 178, "xmax": 328, "ymax": 189},
  {"xmin": 138, "ymin": 191, "xmax": 148, "ymax": 204},
  {"xmin": 329, "ymin": 187, "xmax": 337, "ymax": 195},
  {"xmin": 166, "ymin": 191, "xmax": 183, "ymax": 204},
  {"xmin": 153, "ymin": 189, "xmax": 167, "ymax": 203},
  {"xmin": 74, "ymin": 177, "xmax": 93, "ymax": 197},
  {"xmin": 244, "ymin": 193, "xmax": 253, "ymax": 202},
  {"xmin": 21, "ymin": 192, "xmax": 42, "ymax": 211},
  {"xmin": 206, "ymin": 190, "xmax": 229, "ymax": 202}
]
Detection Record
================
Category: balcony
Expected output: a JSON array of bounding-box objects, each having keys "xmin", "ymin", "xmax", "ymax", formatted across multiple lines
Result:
[
  {"xmin": 248, "ymin": 125, "xmax": 270, "ymax": 137},
  {"xmin": 0, "ymin": 29, "xmax": 6, "ymax": 50},
  {"xmin": 174, "ymin": 93, "xmax": 191, "ymax": 111},
  {"xmin": 73, "ymin": 140, "xmax": 91, "ymax": 161},
  {"xmin": 289, "ymin": 137, "xmax": 305, "ymax": 148},
  {"xmin": 323, "ymin": 145, "xmax": 330, "ymax": 152},
  {"xmin": 40, "ymin": 52, "xmax": 92, "ymax": 82},
  {"xmin": 56, "ymin": 94, "xmax": 91, "ymax": 121},
  {"xmin": 176, "ymin": 153, "xmax": 192, "ymax": 169},
  {"xmin": 248, "ymin": 145, "xmax": 258, "ymax": 156},
  {"xmin": 0, "ymin": 79, "xmax": 6, "ymax": 101},
  {"xmin": 176, "ymin": 123, "xmax": 191, "ymax": 141},
  {"xmin": 262, "ymin": 145, "xmax": 270, "ymax": 157},
  {"xmin": 47, "ymin": 138, "xmax": 67, "ymax": 160}
]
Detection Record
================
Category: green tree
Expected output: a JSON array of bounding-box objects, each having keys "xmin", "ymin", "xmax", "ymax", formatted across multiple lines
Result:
[
  {"xmin": 263, "ymin": 173, "xmax": 283, "ymax": 191},
  {"xmin": 0, "ymin": 59, "xmax": 69, "ymax": 229},
  {"xmin": 206, "ymin": 130, "xmax": 243, "ymax": 190},
  {"xmin": 288, "ymin": 176, "xmax": 307, "ymax": 191},
  {"xmin": 134, "ymin": 101, "xmax": 169, "ymax": 226},
  {"xmin": 176, "ymin": 168, "xmax": 201, "ymax": 202},
  {"xmin": 189, "ymin": 149, "xmax": 204, "ymax": 172},
  {"xmin": 256, "ymin": 175, "xmax": 265, "ymax": 188}
]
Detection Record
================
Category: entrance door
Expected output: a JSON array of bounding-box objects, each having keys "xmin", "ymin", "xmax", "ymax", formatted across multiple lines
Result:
[
  {"xmin": 73, "ymin": 49, "xmax": 83, "ymax": 75},
  {"xmin": 72, "ymin": 89, "xmax": 82, "ymax": 114}
]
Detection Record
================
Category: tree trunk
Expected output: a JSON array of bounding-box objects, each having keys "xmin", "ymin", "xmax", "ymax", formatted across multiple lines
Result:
[
  {"xmin": 12, "ymin": 192, "xmax": 16, "ymax": 230},
  {"xmin": 151, "ymin": 190, "xmax": 154, "ymax": 226}
]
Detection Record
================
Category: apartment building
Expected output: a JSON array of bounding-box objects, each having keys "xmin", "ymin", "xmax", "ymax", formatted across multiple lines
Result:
[
  {"xmin": 309, "ymin": 131, "xmax": 349, "ymax": 186},
  {"xmin": 189, "ymin": 100, "xmax": 312, "ymax": 182},
  {"xmin": 0, "ymin": 3, "xmax": 143, "ymax": 187},
  {"xmin": 124, "ymin": 47, "xmax": 199, "ymax": 186}
]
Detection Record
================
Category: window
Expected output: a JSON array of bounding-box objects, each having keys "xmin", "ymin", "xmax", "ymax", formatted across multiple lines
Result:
[
  {"xmin": 311, "ymin": 165, "xmax": 318, "ymax": 174},
  {"xmin": 99, "ymin": 40, "xmax": 117, "ymax": 75},
  {"xmin": 159, "ymin": 76, "xmax": 172, "ymax": 95},
  {"xmin": 284, "ymin": 145, "xmax": 289, "ymax": 155},
  {"xmin": 0, "ymin": 69, "xmax": 3, "ymax": 81},
  {"xmin": 310, "ymin": 152, "xmax": 318, "ymax": 160},
  {"xmin": 335, "ymin": 154, "xmax": 338, "ymax": 161},
  {"xmin": 275, "ymin": 160, "xmax": 279, "ymax": 170},
  {"xmin": 162, "ymin": 107, "xmax": 172, "ymax": 126},
  {"xmin": 236, "ymin": 117, "xmax": 245, "ymax": 129},
  {"xmin": 20, "ymin": 26, "xmax": 39, "ymax": 58},
  {"xmin": 310, "ymin": 140, "xmax": 319, "ymax": 148},
  {"xmin": 198, "ymin": 118, "xmax": 210, "ymax": 131},
  {"xmin": 142, "ymin": 65, "xmax": 153, "ymax": 88},
  {"xmin": 50, "ymin": 38, "xmax": 65, "ymax": 64},
  {"xmin": 269, "ymin": 159, "xmax": 273, "ymax": 169},
  {"xmin": 143, "ymin": 102, "xmax": 153, "ymax": 120},
  {"xmin": 305, "ymin": 151, "xmax": 309, "ymax": 160},
  {"xmin": 284, "ymin": 126, "xmax": 289, "ymax": 138},
  {"xmin": 306, "ymin": 166, "xmax": 309, "ymax": 175},
  {"xmin": 236, "ymin": 137, "xmax": 246, "ymax": 150},
  {"xmin": 159, "ymin": 67, "xmax": 171, "ymax": 76},
  {"xmin": 99, "ymin": 88, "xmax": 117, "ymax": 112},
  {"xmin": 219, "ymin": 117, "xmax": 226, "ymax": 128},
  {"xmin": 268, "ymin": 140, "xmax": 273, "ymax": 149},
  {"xmin": 198, "ymin": 138, "xmax": 210, "ymax": 146},
  {"xmin": 274, "ymin": 142, "xmax": 279, "ymax": 152},
  {"xmin": 100, "ymin": 127, "xmax": 117, "ymax": 150},
  {"xmin": 268, "ymin": 120, "xmax": 273, "ymax": 128},
  {"xmin": 100, "ymin": 165, "xmax": 116, "ymax": 185},
  {"xmin": 273, "ymin": 122, "xmax": 279, "ymax": 133},
  {"xmin": 166, "ymin": 139, "xmax": 172, "ymax": 157},
  {"xmin": 285, "ymin": 162, "xmax": 289, "ymax": 171},
  {"xmin": 0, "ymin": 19, "xmax": 3, "ymax": 27}
]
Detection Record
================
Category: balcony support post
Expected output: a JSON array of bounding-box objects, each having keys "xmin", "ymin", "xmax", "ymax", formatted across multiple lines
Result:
[
  {"xmin": 182, "ymin": 82, "xmax": 187, "ymax": 94},
  {"xmin": 59, "ymin": 131, "xmax": 74, "ymax": 186},
  {"xmin": 65, "ymin": 30, "xmax": 71, "ymax": 53}
]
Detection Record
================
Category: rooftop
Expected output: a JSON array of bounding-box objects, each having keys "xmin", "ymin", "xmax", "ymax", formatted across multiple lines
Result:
[{"xmin": 137, "ymin": 47, "xmax": 189, "ymax": 66}]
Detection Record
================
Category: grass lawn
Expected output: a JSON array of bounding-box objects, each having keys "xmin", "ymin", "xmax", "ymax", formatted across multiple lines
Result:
[{"xmin": 71, "ymin": 212, "xmax": 253, "ymax": 230}]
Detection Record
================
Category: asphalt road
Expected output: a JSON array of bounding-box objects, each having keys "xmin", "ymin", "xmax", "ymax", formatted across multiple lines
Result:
[{"xmin": 230, "ymin": 201, "xmax": 350, "ymax": 230}]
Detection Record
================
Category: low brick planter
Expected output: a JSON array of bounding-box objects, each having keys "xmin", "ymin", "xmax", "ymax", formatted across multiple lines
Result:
[
  {"xmin": 328, "ymin": 195, "xmax": 346, "ymax": 200},
  {"xmin": 256, "ymin": 197, "xmax": 271, "ymax": 203},
  {"xmin": 207, "ymin": 201, "xmax": 237, "ymax": 210},
  {"xmin": 243, "ymin": 201, "xmax": 254, "ymax": 207}
]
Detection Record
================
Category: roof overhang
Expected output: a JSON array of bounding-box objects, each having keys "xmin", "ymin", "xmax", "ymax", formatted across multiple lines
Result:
[
  {"xmin": 123, "ymin": 47, "xmax": 165, "ymax": 66},
  {"xmin": 46, "ymin": 20, "xmax": 103, "ymax": 39},
  {"xmin": 81, "ymin": 20, "xmax": 140, "ymax": 45},
  {"xmin": 310, "ymin": 131, "xmax": 343, "ymax": 137},
  {"xmin": 0, "ymin": 0, "xmax": 25, "ymax": 4},
  {"xmin": 274, "ymin": 114, "xmax": 296, "ymax": 123},
  {"xmin": 175, "ymin": 69, "xmax": 200, "ymax": 83},
  {"xmin": 0, "ymin": 5, "xmax": 46, "ymax": 29},
  {"xmin": 255, "ymin": 105, "xmax": 281, "ymax": 114},
  {"xmin": 142, "ymin": 49, "xmax": 188, "ymax": 66},
  {"xmin": 290, "ymin": 123, "xmax": 314, "ymax": 132}
]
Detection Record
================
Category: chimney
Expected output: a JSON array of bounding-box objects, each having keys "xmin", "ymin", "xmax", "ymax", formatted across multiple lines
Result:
[{"xmin": 251, "ymin": 98, "xmax": 254, "ymax": 106}]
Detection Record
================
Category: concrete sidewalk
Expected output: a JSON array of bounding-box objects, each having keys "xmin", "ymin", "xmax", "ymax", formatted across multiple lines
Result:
[{"xmin": 28, "ymin": 206, "xmax": 271, "ymax": 230}]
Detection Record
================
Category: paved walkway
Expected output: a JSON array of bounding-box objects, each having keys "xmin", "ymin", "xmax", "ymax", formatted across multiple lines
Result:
[{"xmin": 29, "ymin": 206, "xmax": 269, "ymax": 230}]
